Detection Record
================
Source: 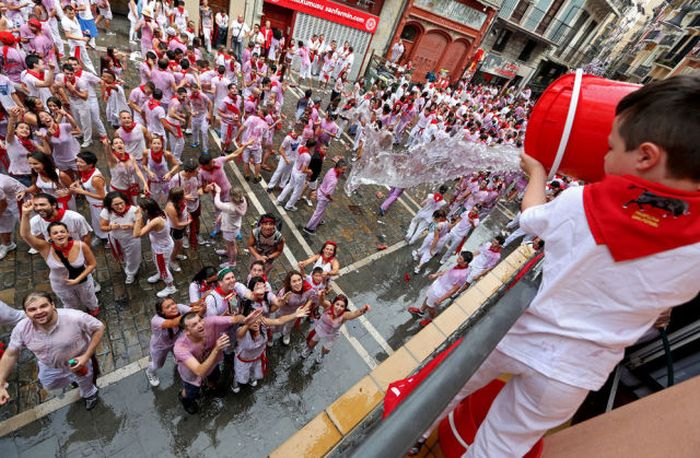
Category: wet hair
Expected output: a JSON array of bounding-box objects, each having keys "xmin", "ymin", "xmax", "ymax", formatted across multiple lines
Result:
[
  {"xmin": 319, "ymin": 242, "xmax": 337, "ymax": 257},
  {"xmin": 29, "ymin": 152, "xmax": 59, "ymax": 183},
  {"xmin": 158, "ymin": 58, "xmax": 169, "ymax": 70},
  {"xmin": 25, "ymin": 54, "xmax": 40, "ymax": 69},
  {"xmin": 33, "ymin": 192, "xmax": 57, "ymax": 207},
  {"xmin": 179, "ymin": 311, "xmax": 199, "ymax": 330},
  {"xmin": 182, "ymin": 160, "xmax": 198, "ymax": 172},
  {"xmin": 198, "ymin": 153, "xmax": 213, "ymax": 166},
  {"xmin": 494, "ymin": 234, "xmax": 506, "ymax": 245},
  {"xmin": 438, "ymin": 185, "xmax": 448, "ymax": 194},
  {"xmin": 459, "ymin": 251, "xmax": 474, "ymax": 263},
  {"xmin": 230, "ymin": 187, "xmax": 244, "ymax": 203},
  {"xmin": 247, "ymin": 275, "xmax": 266, "ymax": 291},
  {"xmin": 152, "ymin": 88, "xmax": 163, "ymax": 100},
  {"xmin": 77, "ymin": 151, "xmax": 98, "ymax": 166},
  {"xmin": 332, "ymin": 294, "xmax": 349, "ymax": 309},
  {"xmin": 167, "ymin": 187, "xmax": 186, "ymax": 217},
  {"xmin": 311, "ymin": 266, "xmax": 324, "ymax": 276},
  {"xmin": 137, "ymin": 196, "xmax": 165, "ymax": 219},
  {"xmin": 22, "ymin": 291, "xmax": 55, "ymax": 310},
  {"xmin": 432, "ymin": 209, "xmax": 447, "ymax": 219},
  {"xmin": 103, "ymin": 191, "xmax": 130, "ymax": 212},
  {"xmin": 615, "ymin": 74, "xmax": 700, "ymax": 181},
  {"xmin": 46, "ymin": 96, "xmax": 63, "ymax": 109},
  {"xmin": 47, "ymin": 221, "xmax": 69, "ymax": 236},
  {"xmin": 146, "ymin": 51, "xmax": 157, "ymax": 61},
  {"xmin": 192, "ymin": 266, "xmax": 218, "ymax": 284},
  {"xmin": 282, "ymin": 270, "xmax": 304, "ymax": 293},
  {"xmin": 249, "ymin": 259, "xmax": 265, "ymax": 272}
]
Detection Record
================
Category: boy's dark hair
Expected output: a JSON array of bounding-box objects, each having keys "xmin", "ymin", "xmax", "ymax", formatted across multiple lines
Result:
[
  {"xmin": 311, "ymin": 266, "xmax": 324, "ymax": 275},
  {"xmin": 460, "ymin": 251, "xmax": 474, "ymax": 263},
  {"xmin": 615, "ymin": 74, "xmax": 700, "ymax": 181},
  {"xmin": 494, "ymin": 234, "xmax": 506, "ymax": 245}
]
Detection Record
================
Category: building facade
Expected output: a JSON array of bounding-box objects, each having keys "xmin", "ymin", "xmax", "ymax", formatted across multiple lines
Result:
[{"xmin": 385, "ymin": 0, "xmax": 501, "ymax": 82}]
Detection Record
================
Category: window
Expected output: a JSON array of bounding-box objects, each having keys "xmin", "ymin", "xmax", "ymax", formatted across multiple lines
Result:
[
  {"xmin": 413, "ymin": 0, "xmax": 488, "ymax": 30},
  {"xmin": 535, "ymin": 0, "xmax": 564, "ymax": 35},
  {"xmin": 330, "ymin": 0, "xmax": 385, "ymax": 16},
  {"xmin": 493, "ymin": 29, "xmax": 512, "ymax": 52},
  {"xmin": 518, "ymin": 39, "xmax": 537, "ymax": 61},
  {"xmin": 400, "ymin": 24, "xmax": 419, "ymax": 42},
  {"xmin": 510, "ymin": 0, "xmax": 530, "ymax": 24}
]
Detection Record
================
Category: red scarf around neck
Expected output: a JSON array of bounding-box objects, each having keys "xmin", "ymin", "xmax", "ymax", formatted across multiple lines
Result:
[
  {"xmin": 79, "ymin": 167, "xmax": 96, "ymax": 183},
  {"xmin": 51, "ymin": 238, "xmax": 74, "ymax": 257},
  {"xmin": 147, "ymin": 99, "xmax": 161, "ymax": 110},
  {"xmin": 453, "ymin": 263, "xmax": 469, "ymax": 270},
  {"xmin": 26, "ymin": 69, "xmax": 44, "ymax": 81},
  {"xmin": 43, "ymin": 207, "xmax": 66, "ymax": 223},
  {"xmin": 18, "ymin": 135, "xmax": 36, "ymax": 153},
  {"xmin": 433, "ymin": 193, "xmax": 444, "ymax": 202},
  {"xmin": 113, "ymin": 204, "xmax": 131, "ymax": 217},
  {"xmin": 114, "ymin": 151, "xmax": 130, "ymax": 162},
  {"xmin": 150, "ymin": 149, "xmax": 164, "ymax": 163},
  {"xmin": 583, "ymin": 174, "xmax": 700, "ymax": 262},
  {"xmin": 121, "ymin": 122, "xmax": 137, "ymax": 133}
]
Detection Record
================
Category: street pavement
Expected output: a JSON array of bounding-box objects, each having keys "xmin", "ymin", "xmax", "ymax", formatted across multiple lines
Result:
[{"xmin": 0, "ymin": 17, "xmax": 520, "ymax": 456}]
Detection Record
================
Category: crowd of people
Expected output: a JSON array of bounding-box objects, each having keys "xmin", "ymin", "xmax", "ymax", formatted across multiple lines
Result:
[{"xmin": 0, "ymin": 1, "xmax": 545, "ymax": 417}]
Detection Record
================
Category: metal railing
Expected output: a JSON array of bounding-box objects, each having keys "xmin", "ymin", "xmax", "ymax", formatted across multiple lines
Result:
[
  {"xmin": 347, "ymin": 257, "xmax": 542, "ymax": 457},
  {"xmin": 498, "ymin": 0, "xmax": 575, "ymax": 45},
  {"xmin": 633, "ymin": 64, "xmax": 651, "ymax": 78}
]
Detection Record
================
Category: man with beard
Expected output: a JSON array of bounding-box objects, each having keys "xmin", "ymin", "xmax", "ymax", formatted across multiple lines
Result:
[{"xmin": 0, "ymin": 292, "xmax": 104, "ymax": 410}]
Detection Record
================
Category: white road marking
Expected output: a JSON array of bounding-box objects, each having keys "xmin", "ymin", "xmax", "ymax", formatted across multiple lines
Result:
[
  {"xmin": 337, "ymin": 240, "xmax": 408, "ymax": 276},
  {"xmin": 211, "ymin": 131, "xmax": 382, "ymax": 368}
]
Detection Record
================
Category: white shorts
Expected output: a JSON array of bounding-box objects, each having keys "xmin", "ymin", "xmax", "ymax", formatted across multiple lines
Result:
[
  {"xmin": 425, "ymin": 288, "xmax": 443, "ymax": 309},
  {"xmin": 0, "ymin": 212, "xmax": 18, "ymax": 233},
  {"xmin": 243, "ymin": 147, "xmax": 262, "ymax": 164},
  {"xmin": 222, "ymin": 230, "xmax": 238, "ymax": 242}
]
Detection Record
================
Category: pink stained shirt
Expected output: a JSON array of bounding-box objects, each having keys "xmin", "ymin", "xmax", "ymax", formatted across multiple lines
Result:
[
  {"xmin": 1, "ymin": 46, "xmax": 26, "ymax": 83},
  {"xmin": 241, "ymin": 115, "xmax": 267, "ymax": 150},
  {"xmin": 317, "ymin": 167, "xmax": 339, "ymax": 200},
  {"xmin": 173, "ymin": 315, "xmax": 233, "ymax": 386},
  {"xmin": 198, "ymin": 156, "xmax": 231, "ymax": 195},
  {"xmin": 149, "ymin": 303, "xmax": 191, "ymax": 351},
  {"xmin": 9, "ymin": 309, "xmax": 104, "ymax": 369},
  {"xmin": 150, "ymin": 69, "xmax": 176, "ymax": 101}
]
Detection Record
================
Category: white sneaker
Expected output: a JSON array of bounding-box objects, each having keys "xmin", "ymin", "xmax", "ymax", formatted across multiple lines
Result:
[
  {"xmin": 81, "ymin": 139, "xmax": 92, "ymax": 148},
  {"xmin": 411, "ymin": 250, "xmax": 418, "ymax": 261},
  {"xmin": 304, "ymin": 197, "xmax": 313, "ymax": 207},
  {"xmin": 182, "ymin": 239, "xmax": 189, "ymax": 249},
  {"xmin": 439, "ymin": 258, "xmax": 447, "ymax": 265},
  {"xmin": 250, "ymin": 379, "xmax": 258, "ymax": 387},
  {"xmin": 231, "ymin": 383, "xmax": 240, "ymax": 394},
  {"xmin": 301, "ymin": 347, "xmax": 311, "ymax": 359},
  {"xmin": 285, "ymin": 206, "xmax": 298, "ymax": 212},
  {"xmin": 414, "ymin": 265, "xmax": 421, "ymax": 274},
  {"xmin": 125, "ymin": 273, "xmax": 135, "ymax": 284},
  {"xmin": 282, "ymin": 334, "xmax": 291, "ymax": 346},
  {"xmin": 156, "ymin": 285, "xmax": 177, "ymax": 298},
  {"xmin": 175, "ymin": 254, "xmax": 188, "ymax": 261},
  {"xmin": 28, "ymin": 247, "xmax": 39, "ymax": 255},
  {"xmin": 145, "ymin": 370, "xmax": 160, "ymax": 387},
  {"xmin": 315, "ymin": 351, "xmax": 325, "ymax": 364},
  {"xmin": 215, "ymin": 249, "xmax": 227, "ymax": 256},
  {"xmin": 0, "ymin": 245, "xmax": 9, "ymax": 260},
  {"xmin": 93, "ymin": 281, "xmax": 101, "ymax": 293},
  {"xmin": 147, "ymin": 273, "xmax": 161, "ymax": 284},
  {"xmin": 170, "ymin": 262, "xmax": 182, "ymax": 272},
  {"xmin": 218, "ymin": 261, "xmax": 236, "ymax": 269}
]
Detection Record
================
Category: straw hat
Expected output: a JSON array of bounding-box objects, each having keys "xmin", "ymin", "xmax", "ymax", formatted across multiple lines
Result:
[{"xmin": 142, "ymin": 7, "xmax": 153, "ymax": 18}]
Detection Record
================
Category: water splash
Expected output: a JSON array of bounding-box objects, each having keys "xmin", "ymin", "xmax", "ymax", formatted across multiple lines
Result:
[{"xmin": 344, "ymin": 130, "xmax": 523, "ymax": 195}]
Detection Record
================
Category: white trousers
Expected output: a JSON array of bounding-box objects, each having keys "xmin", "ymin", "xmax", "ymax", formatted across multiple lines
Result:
[
  {"xmin": 277, "ymin": 172, "xmax": 306, "ymax": 209},
  {"xmin": 39, "ymin": 360, "xmax": 98, "ymax": 399},
  {"xmin": 168, "ymin": 132, "xmax": 185, "ymax": 161},
  {"xmin": 407, "ymin": 215, "xmax": 431, "ymax": 245},
  {"xmin": 48, "ymin": 18, "xmax": 65, "ymax": 55},
  {"xmin": 68, "ymin": 42, "xmax": 96, "ymax": 74},
  {"xmin": 440, "ymin": 232, "xmax": 465, "ymax": 263},
  {"xmin": 109, "ymin": 235, "xmax": 142, "ymax": 276},
  {"xmin": 191, "ymin": 115, "xmax": 209, "ymax": 152},
  {"xmin": 423, "ymin": 349, "xmax": 589, "ymax": 458},
  {"xmin": 75, "ymin": 98, "xmax": 107, "ymax": 141},
  {"xmin": 89, "ymin": 205, "xmax": 107, "ymax": 239},
  {"xmin": 268, "ymin": 156, "xmax": 292, "ymax": 189}
]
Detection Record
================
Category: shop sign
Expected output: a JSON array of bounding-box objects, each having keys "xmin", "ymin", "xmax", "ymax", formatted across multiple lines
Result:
[
  {"xmin": 265, "ymin": 0, "xmax": 380, "ymax": 34},
  {"xmin": 480, "ymin": 53, "xmax": 520, "ymax": 79}
]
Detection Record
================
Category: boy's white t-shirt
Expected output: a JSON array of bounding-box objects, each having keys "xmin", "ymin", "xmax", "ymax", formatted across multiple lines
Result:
[{"xmin": 497, "ymin": 186, "xmax": 700, "ymax": 391}]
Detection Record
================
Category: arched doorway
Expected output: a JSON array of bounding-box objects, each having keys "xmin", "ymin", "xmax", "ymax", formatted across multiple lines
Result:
[
  {"xmin": 412, "ymin": 30, "xmax": 450, "ymax": 82},
  {"xmin": 398, "ymin": 23, "xmax": 421, "ymax": 64},
  {"xmin": 440, "ymin": 39, "xmax": 472, "ymax": 82}
]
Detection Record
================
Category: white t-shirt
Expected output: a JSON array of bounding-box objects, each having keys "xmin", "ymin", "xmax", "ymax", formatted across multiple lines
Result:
[
  {"xmin": 61, "ymin": 16, "xmax": 84, "ymax": 47},
  {"xmin": 30, "ymin": 210, "xmax": 93, "ymax": 240},
  {"xmin": 497, "ymin": 186, "xmax": 700, "ymax": 390}
]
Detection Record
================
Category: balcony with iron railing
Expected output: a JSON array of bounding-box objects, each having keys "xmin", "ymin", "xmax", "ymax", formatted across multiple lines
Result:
[
  {"xmin": 498, "ymin": 0, "xmax": 574, "ymax": 45},
  {"xmin": 633, "ymin": 64, "xmax": 651, "ymax": 78},
  {"xmin": 658, "ymin": 34, "xmax": 679, "ymax": 48},
  {"xmin": 642, "ymin": 29, "xmax": 662, "ymax": 42}
]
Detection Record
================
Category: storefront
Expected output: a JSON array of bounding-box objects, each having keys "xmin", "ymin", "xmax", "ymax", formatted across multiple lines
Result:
[
  {"xmin": 473, "ymin": 52, "xmax": 523, "ymax": 86},
  {"xmin": 260, "ymin": 0, "xmax": 381, "ymax": 80},
  {"xmin": 388, "ymin": 0, "xmax": 497, "ymax": 83}
]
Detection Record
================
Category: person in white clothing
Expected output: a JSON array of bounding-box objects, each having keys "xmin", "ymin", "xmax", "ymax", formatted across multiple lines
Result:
[
  {"xmin": 70, "ymin": 152, "xmax": 107, "ymax": 241},
  {"xmin": 465, "ymin": 236, "xmax": 503, "ymax": 285},
  {"xmin": 61, "ymin": 5, "xmax": 96, "ymax": 74},
  {"xmin": 0, "ymin": 174, "xmax": 26, "ymax": 259},
  {"xmin": 439, "ymin": 207, "xmax": 480, "ymax": 264},
  {"xmin": 133, "ymin": 197, "xmax": 177, "ymax": 298},
  {"xmin": 211, "ymin": 184, "xmax": 246, "ymax": 268},
  {"xmin": 99, "ymin": 191, "xmax": 142, "ymax": 284},
  {"xmin": 413, "ymin": 77, "xmax": 700, "ymax": 457},
  {"xmin": 276, "ymin": 144, "xmax": 312, "ymax": 212},
  {"xmin": 266, "ymin": 129, "xmax": 301, "ymax": 191},
  {"xmin": 405, "ymin": 186, "xmax": 448, "ymax": 245}
]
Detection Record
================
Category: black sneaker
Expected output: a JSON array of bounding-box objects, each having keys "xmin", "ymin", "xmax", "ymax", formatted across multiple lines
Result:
[
  {"xmin": 178, "ymin": 392, "xmax": 199, "ymax": 414},
  {"xmin": 303, "ymin": 227, "xmax": 315, "ymax": 235},
  {"xmin": 84, "ymin": 391, "xmax": 99, "ymax": 411}
]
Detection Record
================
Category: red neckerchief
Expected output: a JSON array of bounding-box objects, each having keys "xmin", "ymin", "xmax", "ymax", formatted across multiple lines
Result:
[
  {"xmin": 50, "ymin": 123, "xmax": 61, "ymax": 138},
  {"xmin": 177, "ymin": 6, "xmax": 184, "ymax": 13},
  {"xmin": 43, "ymin": 207, "xmax": 66, "ymax": 222},
  {"xmin": 583, "ymin": 174, "xmax": 700, "ymax": 262},
  {"xmin": 489, "ymin": 245, "xmax": 502, "ymax": 253},
  {"xmin": 453, "ymin": 263, "xmax": 469, "ymax": 270},
  {"xmin": 51, "ymin": 238, "xmax": 74, "ymax": 257},
  {"xmin": 121, "ymin": 122, "xmax": 136, "ymax": 133},
  {"xmin": 214, "ymin": 285, "xmax": 231, "ymax": 297},
  {"xmin": 187, "ymin": 54, "xmax": 196, "ymax": 65},
  {"xmin": 150, "ymin": 149, "xmax": 164, "ymax": 163},
  {"xmin": 198, "ymin": 281, "xmax": 212, "ymax": 293},
  {"xmin": 80, "ymin": 167, "xmax": 96, "ymax": 183},
  {"xmin": 27, "ymin": 69, "xmax": 44, "ymax": 81},
  {"xmin": 18, "ymin": 135, "xmax": 36, "ymax": 153},
  {"xmin": 147, "ymin": 99, "xmax": 160, "ymax": 110},
  {"xmin": 114, "ymin": 151, "xmax": 130, "ymax": 162},
  {"xmin": 75, "ymin": 68, "xmax": 83, "ymax": 78},
  {"xmin": 65, "ymin": 74, "xmax": 76, "ymax": 85},
  {"xmin": 113, "ymin": 204, "xmax": 131, "ymax": 217},
  {"xmin": 301, "ymin": 280, "xmax": 313, "ymax": 293},
  {"xmin": 190, "ymin": 91, "xmax": 201, "ymax": 100},
  {"xmin": 433, "ymin": 193, "xmax": 444, "ymax": 203}
]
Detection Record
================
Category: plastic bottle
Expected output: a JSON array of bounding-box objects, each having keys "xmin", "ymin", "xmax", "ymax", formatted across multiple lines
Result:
[{"xmin": 68, "ymin": 358, "xmax": 88, "ymax": 376}]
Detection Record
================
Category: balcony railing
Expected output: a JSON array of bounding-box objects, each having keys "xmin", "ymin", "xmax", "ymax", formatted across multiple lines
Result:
[
  {"xmin": 633, "ymin": 64, "xmax": 651, "ymax": 78},
  {"xmin": 658, "ymin": 34, "xmax": 678, "ymax": 47},
  {"xmin": 498, "ymin": 0, "xmax": 574, "ymax": 44},
  {"xmin": 643, "ymin": 29, "xmax": 661, "ymax": 42}
]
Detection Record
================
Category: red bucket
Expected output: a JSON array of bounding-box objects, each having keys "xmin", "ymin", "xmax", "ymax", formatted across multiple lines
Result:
[
  {"xmin": 438, "ymin": 379, "xmax": 543, "ymax": 457},
  {"xmin": 525, "ymin": 70, "xmax": 640, "ymax": 183}
]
